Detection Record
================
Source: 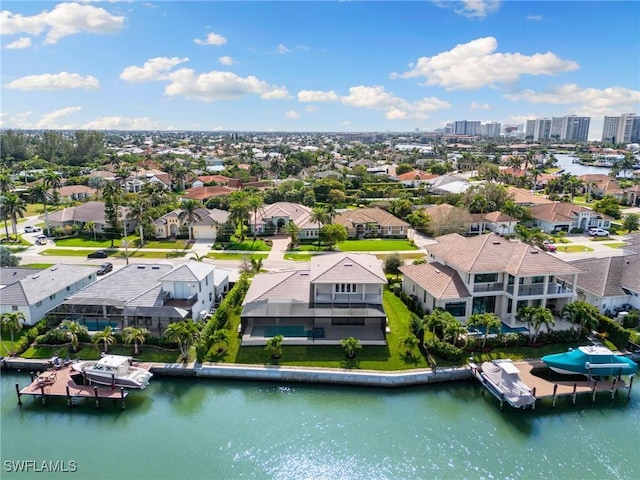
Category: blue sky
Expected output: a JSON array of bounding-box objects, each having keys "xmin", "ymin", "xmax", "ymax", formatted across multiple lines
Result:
[{"xmin": 1, "ymin": 1, "xmax": 639, "ymax": 138}]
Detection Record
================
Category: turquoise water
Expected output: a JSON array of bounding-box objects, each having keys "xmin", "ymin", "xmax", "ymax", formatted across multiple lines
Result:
[
  {"xmin": 1, "ymin": 370, "xmax": 639, "ymax": 479},
  {"xmin": 468, "ymin": 322, "xmax": 529, "ymax": 335},
  {"xmin": 252, "ymin": 325, "xmax": 310, "ymax": 337}
]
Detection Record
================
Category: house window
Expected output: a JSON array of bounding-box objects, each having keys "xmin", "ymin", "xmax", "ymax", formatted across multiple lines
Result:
[
  {"xmin": 532, "ymin": 276, "xmax": 545, "ymax": 284},
  {"xmin": 474, "ymin": 273, "xmax": 498, "ymax": 283},
  {"xmin": 66, "ymin": 286, "xmax": 70, "ymax": 291},
  {"xmin": 445, "ymin": 302, "xmax": 466, "ymax": 317},
  {"xmin": 423, "ymin": 291, "xmax": 427, "ymax": 303},
  {"xmin": 49, "ymin": 294, "xmax": 56, "ymax": 300},
  {"xmin": 206, "ymin": 277, "xmax": 209, "ymax": 286},
  {"xmin": 332, "ymin": 317, "xmax": 365, "ymax": 326},
  {"xmin": 209, "ymin": 292, "xmax": 212, "ymax": 301},
  {"xmin": 335, "ymin": 283, "xmax": 357, "ymax": 293},
  {"xmin": 11, "ymin": 306, "xmax": 18, "ymax": 311},
  {"xmin": 508, "ymin": 275, "xmax": 515, "ymax": 285},
  {"xmin": 507, "ymin": 299, "xmax": 513, "ymax": 314},
  {"xmin": 36, "ymin": 301, "xmax": 42, "ymax": 307}
]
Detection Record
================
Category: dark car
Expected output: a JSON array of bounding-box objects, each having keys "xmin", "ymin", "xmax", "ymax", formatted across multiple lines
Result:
[
  {"xmin": 97, "ymin": 262, "xmax": 113, "ymax": 275},
  {"xmin": 87, "ymin": 250, "xmax": 108, "ymax": 259}
]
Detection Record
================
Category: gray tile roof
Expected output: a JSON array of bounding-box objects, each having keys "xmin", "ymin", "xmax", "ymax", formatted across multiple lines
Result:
[
  {"xmin": 560, "ymin": 254, "xmax": 640, "ymax": 297},
  {"xmin": 0, "ymin": 264, "xmax": 99, "ymax": 306},
  {"xmin": 213, "ymin": 268, "xmax": 231, "ymax": 287},
  {"xmin": 243, "ymin": 270, "xmax": 311, "ymax": 304},
  {"xmin": 0, "ymin": 268, "xmax": 39, "ymax": 287},
  {"xmin": 309, "ymin": 253, "xmax": 387, "ymax": 284},
  {"xmin": 47, "ymin": 201, "xmax": 129, "ymax": 225},
  {"xmin": 427, "ymin": 233, "xmax": 583, "ymax": 276},
  {"xmin": 159, "ymin": 260, "xmax": 214, "ymax": 282},
  {"xmin": 333, "ymin": 207, "xmax": 409, "ymax": 228}
]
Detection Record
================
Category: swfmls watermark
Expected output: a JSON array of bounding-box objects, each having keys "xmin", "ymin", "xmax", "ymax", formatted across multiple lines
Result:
[{"xmin": 4, "ymin": 460, "xmax": 77, "ymax": 474}]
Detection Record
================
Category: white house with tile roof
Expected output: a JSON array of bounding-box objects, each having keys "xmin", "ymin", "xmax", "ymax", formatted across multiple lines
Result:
[
  {"xmin": 240, "ymin": 253, "xmax": 387, "ymax": 345},
  {"xmin": 0, "ymin": 265, "xmax": 99, "ymax": 325},
  {"xmin": 529, "ymin": 202, "xmax": 612, "ymax": 233},
  {"xmin": 249, "ymin": 202, "xmax": 321, "ymax": 238},
  {"xmin": 399, "ymin": 233, "xmax": 583, "ymax": 324}
]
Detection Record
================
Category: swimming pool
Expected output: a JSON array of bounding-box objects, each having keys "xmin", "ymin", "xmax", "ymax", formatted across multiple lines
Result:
[
  {"xmin": 251, "ymin": 325, "xmax": 324, "ymax": 338},
  {"xmin": 468, "ymin": 322, "xmax": 528, "ymax": 335},
  {"xmin": 80, "ymin": 320, "xmax": 120, "ymax": 331}
]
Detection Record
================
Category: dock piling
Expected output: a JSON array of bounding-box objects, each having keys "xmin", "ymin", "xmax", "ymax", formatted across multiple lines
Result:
[
  {"xmin": 15, "ymin": 383, "xmax": 22, "ymax": 406},
  {"xmin": 120, "ymin": 387, "xmax": 125, "ymax": 410},
  {"xmin": 94, "ymin": 385, "xmax": 99, "ymax": 409},
  {"xmin": 552, "ymin": 384, "xmax": 558, "ymax": 407},
  {"xmin": 572, "ymin": 383, "xmax": 578, "ymax": 404},
  {"xmin": 611, "ymin": 379, "xmax": 617, "ymax": 399},
  {"xmin": 592, "ymin": 381, "xmax": 598, "ymax": 402},
  {"xmin": 627, "ymin": 376, "xmax": 634, "ymax": 400},
  {"xmin": 40, "ymin": 383, "xmax": 46, "ymax": 405},
  {"xmin": 111, "ymin": 373, "xmax": 116, "ymax": 390},
  {"xmin": 66, "ymin": 386, "xmax": 71, "ymax": 407}
]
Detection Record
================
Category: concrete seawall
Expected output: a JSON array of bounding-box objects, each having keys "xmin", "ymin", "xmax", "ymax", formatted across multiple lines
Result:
[{"xmin": 2, "ymin": 358, "xmax": 472, "ymax": 387}]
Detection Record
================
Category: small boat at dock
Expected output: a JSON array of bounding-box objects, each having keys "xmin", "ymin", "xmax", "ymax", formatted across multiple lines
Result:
[
  {"xmin": 479, "ymin": 359, "xmax": 536, "ymax": 408},
  {"xmin": 541, "ymin": 346, "xmax": 638, "ymax": 377},
  {"xmin": 72, "ymin": 355, "xmax": 153, "ymax": 389}
]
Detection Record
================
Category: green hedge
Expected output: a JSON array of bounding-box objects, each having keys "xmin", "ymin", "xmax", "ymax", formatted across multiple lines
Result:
[
  {"xmin": 425, "ymin": 339, "xmax": 465, "ymax": 362},
  {"xmin": 598, "ymin": 316, "xmax": 631, "ymax": 349}
]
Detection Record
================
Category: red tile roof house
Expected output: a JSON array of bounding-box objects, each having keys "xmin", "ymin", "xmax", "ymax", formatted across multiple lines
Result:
[
  {"xmin": 529, "ymin": 202, "xmax": 613, "ymax": 233},
  {"xmin": 396, "ymin": 170, "xmax": 439, "ymax": 188},
  {"xmin": 578, "ymin": 174, "xmax": 626, "ymax": 201},
  {"xmin": 53, "ymin": 185, "xmax": 97, "ymax": 202},
  {"xmin": 182, "ymin": 186, "xmax": 237, "ymax": 201},
  {"xmin": 240, "ymin": 253, "xmax": 388, "ymax": 345},
  {"xmin": 153, "ymin": 207, "xmax": 230, "ymax": 241},
  {"xmin": 399, "ymin": 233, "xmax": 583, "ymax": 325},
  {"xmin": 333, "ymin": 207, "xmax": 409, "ymax": 238},
  {"xmin": 249, "ymin": 202, "xmax": 321, "ymax": 239}
]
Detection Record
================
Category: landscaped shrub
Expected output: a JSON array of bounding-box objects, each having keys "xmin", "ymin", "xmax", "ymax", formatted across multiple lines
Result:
[
  {"xmin": 425, "ymin": 338, "xmax": 465, "ymax": 362},
  {"xmin": 622, "ymin": 310, "xmax": 639, "ymax": 329},
  {"xmin": 598, "ymin": 316, "xmax": 631, "ymax": 349}
]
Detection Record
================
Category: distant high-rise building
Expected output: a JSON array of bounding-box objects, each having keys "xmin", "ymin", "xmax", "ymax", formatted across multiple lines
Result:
[
  {"xmin": 602, "ymin": 114, "xmax": 639, "ymax": 143},
  {"xmin": 550, "ymin": 117, "xmax": 565, "ymax": 139},
  {"xmin": 482, "ymin": 122, "xmax": 501, "ymax": 137},
  {"xmin": 563, "ymin": 115, "xmax": 590, "ymax": 142},
  {"xmin": 527, "ymin": 115, "xmax": 590, "ymax": 142},
  {"xmin": 453, "ymin": 120, "xmax": 481, "ymax": 135},
  {"xmin": 525, "ymin": 118, "xmax": 551, "ymax": 141},
  {"xmin": 525, "ymin": 120, "xmax": 536, "ymax": 139}
]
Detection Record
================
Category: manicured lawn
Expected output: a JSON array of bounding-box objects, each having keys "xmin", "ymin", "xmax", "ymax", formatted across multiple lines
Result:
[
  {"xmin": 232, "ymin": 288, "xmax": 428, "ymax": 370},
  {"xmin": 138, "ymin": 239, "xmax": 190, "ymax": 249},
  {"xmin": 54, "ymin": 235, "xmax": 139, "ymax": 248},
  {"xmin": 0, "ymin": 235, "xmax": 31, "ymax": 246},
  {"xmin": 206, "ymin": 252, "xmax": 268, "ymax": 261},
  {"xmin": 224, "ymin": 237, "xmax": 271, "ymax": 251},
  {"xmin": 20, "ymin": 343, "xmax": 184, "ymax": 362},
  {"xmin": 22, "ymin": 263, "xmax": 55, "ymax": 269},
  {"xmin": 374, "ymin": 252, "xmax": 426, "ymax": 262},
  {"xmin": 40, "ymin": 248, "xmax": 118, "ymax": 257},
  {"xmin": 555, "ymin": 245, "xmax": 594, "ymax": 253},
  {"xmin": 283, "ymin": 253, "xmax": 315, "ymax": 261},
  {"xmin": 469, "ymin": 341, "xmax": 589, "ymax": 363},
  {"xmin": 337, "ymin": 239, "xmax": 418, "ymax": 252},
  {"xmin": 602, "ymin": 242, "xmax": 627, "ymax": 249}
]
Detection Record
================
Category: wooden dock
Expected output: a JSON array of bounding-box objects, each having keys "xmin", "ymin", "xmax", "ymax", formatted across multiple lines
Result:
[
  {"xmin": 16, "ymin": 365, "xmax": 129, "ymax": 409},
  {"xmin": 471, "ymin": 360, "xmax": 635, "ymax": 410}
]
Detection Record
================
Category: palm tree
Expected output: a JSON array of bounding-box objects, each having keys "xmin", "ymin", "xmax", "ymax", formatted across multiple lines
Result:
[
  {"xmin": 60, "ymin": 320, "xmax": 88, "ymax": 353},
  {"xmin": 1, "ymin": 312, "xmax": 25, "ymax": 354},
  {"xmin": 423, "ymin": 309, "xmax": 455, "ymax": 340},
  {"xmin": 285, "ymin": 221, "xmax": 301, "ymax": 245},
  {"xmin": 0, "ymin": 168, "xmax": 16, "ymax": 195},
  {"xmin": 516, "ymin": 306, "xmax": 537, "ymax": 343},
  {"xmin": 531, "ymin": 307, "xmax": 554, "ymax": 344},
  {"xmin": 1, "ymin": 192, "xmax": 27, "ymax": 239},
  {"xmin": 178, "ymin": 199, "xmax": 203, "ymax": 242},
  {"xmin": 442, "ymin": 320, "xmax": 468, "ymax": 348},
  {"xmin": 468, "ymin": 313, "xmax": 501, "ymax": 348},
  {"xmin": 341, "ymin": 337, "xmax": 362, "ymax": 359},
  {"xmin": 399, "ymin": 333, "xmax": 420, "ymax": 358},
  {"xmin": 127, "ymin": 197, "xmax": 151, "ymax": 246},
  {"xmin": 229, "ymin": 190, "xmax": 250, "ymax": 241},
  {"xmin": 265, "ymin": 335, "xmax": 284, "ymax": 359},
  {"xmin": 561, "ymin": 302, "xmax": 599, "ymax": 339},
  {"xmin": 43, "ymin": 169, "xmax": 61, "ymax": 206},
  {"xmin": 165, "ymin": 319, "xmax": 200, "ymax": 361},
  {"xmin": 250, "ymin": 256, "xmax": 264, "ymax": 274},
  {"xmin": 29, "ymin": 183, "xmax": 52, "ymax": 236},
  {"xmin": 123, "ymin": 326, "xmax": 148, "ymax": 356},
  {"xmin": 211, "ymin": 329, "xmax": 230, "ymax": 354},
  {"xmin": 93, "ymin": 325, "xmax": 116, "ymax": 353},
  {"xmin": 84, "ymin": 221, "xmax": 97, "ymax": 241},
  {"xmin": 246, "ymin": 192, "xmax": 264, "ymax": 240}
]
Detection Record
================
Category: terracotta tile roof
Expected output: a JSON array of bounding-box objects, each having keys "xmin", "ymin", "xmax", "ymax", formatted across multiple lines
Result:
[
  {"xmin": 55, "ymin": 185, "xmax": 97, "ymax": 196},
  {"xmin": 333, "ymin": 207, "xmax": 409, "ymax": 228},
  {"xmin": 197, "ymin": 175, "xmax": 230, "ymax": 184},
  {"xmin": 529, "ymin": 202, "xmax": 613, "ymax": 223},
  {"xmin": 399, "ymin": 262, "xmax": 470, "ymax": 299},
  {"xmin": 396, "ymin": 170, "xmax": 438, "ymax": 181},
  {"xmin": 183, "ymin": 186, "xmax": 236, "ymax": 200},
  {"xmin": 426, "ymin": 233, "xmax": 583, "ymax": 276},
  {"xmin": 252, "ymin": 202, "xmax": 320, "ymax": 229},
  {"xmin": 506, "ymin": 187, "xmax": 554, "ymax": 205}
]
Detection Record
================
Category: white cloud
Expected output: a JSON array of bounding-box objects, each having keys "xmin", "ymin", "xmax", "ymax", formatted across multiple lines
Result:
[
  {"xmin": 527, "ymin": 15, "xmax": 543, "ymax": 21},
  {"xmin": 194, "ymin": 32, "xmax": 227, "ymax": 46},
  {"xmin": 392, "ymin": 37, "xmax": 579, "ymax": 90},
  {"xmin": 299, "ymin": 85, "xmax": 451, "ymax": 120},
  {"xmin": 470, "ymin": 101, "xmax": 490, "ymax": 109},
  {"xmin": 504, "ymin": 83, "xmax": 640, "ymax": 116},
  {"xmin": 219, "ymin": 56, "xmax": 234, "ymax": 66},
  {"xmin": 275, "ymin": 44, "xmax": 291, "ymax": 54},
  {"xmin": 5, "ymin": 72, "xmax": 99, "ymax": 90},
  {"xmin": 82, "ymin": 116, "xmax": 162, "ymax": 130},
  {"xmin": 164, "ymin": 69, "xmax": 290, "ymax": 102},
  {"xmin": 341, "ymin": 121, "xmax": 351, "ymax": 126},
  {"xmin": 5, "ymin": 37, "xmax": 31, "ymax": 49},
  {"xmin": 35, "ymin": 106, "xmax": 82, "ymax": 128},
  {"xmin": 305, "ymin": 105, "xmax": 318, "ymax": 113},
  {"xmin": 434, "ymin": 0, "xmax": 501, "ymax": 19},
  {"xmin": 0, "ymin": 2, "xmax": 126, "ymax": 44},
  {"xmin": 285, "ymin": 110, "xmax": 300, "ymax": 119},
  {"xmin": 297, "ymin": 90, "xmax": 340, "ymax": 102},
  {"xmin": 120, "ymin": 57, "xmax": 189, "ymax": 82}
]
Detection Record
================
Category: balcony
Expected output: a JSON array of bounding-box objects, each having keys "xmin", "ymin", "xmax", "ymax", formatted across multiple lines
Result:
[
  {"xmin": 473, "ymin": 282, "xmax": 504, "ymax": 293},
  {"xmin": 315, "ymin": 293, "xmax": 381, "ymax": 304},
  {"xmin": 506, "ymin": 283, "xmax": 573, "ymax": 297}
]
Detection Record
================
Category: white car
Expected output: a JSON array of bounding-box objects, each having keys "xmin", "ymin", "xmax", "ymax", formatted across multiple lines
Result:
[
  {"xmin": 24, "ymin": 225, "xmax": 42, "ymax": 233},
  {"xmin": 589, "ymin": 228, "xmax": 610, "ymax": 237}
]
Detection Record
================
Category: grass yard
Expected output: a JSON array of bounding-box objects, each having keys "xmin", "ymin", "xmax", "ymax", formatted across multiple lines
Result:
[
  {"xmin": 469, "ymin": 341, "xmax": 588, "ymax": 364},
  {"xmin": 54, "ymin": 235, "xmax": 139, "ymax": 248},
  {"xmin": 206, "ymin": 252, "xmax": 269, "ymax": 261},
  {"xmin": 40, "ymin": 248, "xmax": 118, "ymax": 257},
  {"xmin": 374, "ymin": 252, "xmax": 426, "ymax": 262},
  {"xmin": 232, "ymin": 288, "xmax": 428, "ymax": 370},
  {"xmin": 283, "ymin": 253, "xmax": 315, "ymax": 261},
  {"xmin": 224, "ymin": 237, "xmax": 271, "ymax": 251},
  {"xmin": 602, "ymin": 242, "xmax": 628, "ymax": 249},
  {"xmin": 555, "ymin": 245, "xmax": 594, "ymax": 253},
  {"xmin": 138, "ymin": 239, "xmax": 190, "ymax": 249},
  {"xmin": 337, "ymin": 239, "xmax": 419, "ymax": 252},
  {"xmin": 22, "ymin": 263, "xmax": 55, "ymax": 269},
  {"xmin": 20, "ymin": 343, "xmax": 185, "ymax": 362}
]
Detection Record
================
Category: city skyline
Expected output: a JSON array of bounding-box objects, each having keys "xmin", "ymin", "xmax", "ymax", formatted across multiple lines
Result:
[{"xmin": 1, "ymin": 1, "xmax": 639, "ymax": 138}]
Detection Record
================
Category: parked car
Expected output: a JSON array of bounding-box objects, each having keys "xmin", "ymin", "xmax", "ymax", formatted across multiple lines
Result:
[
  {"xmin": 87, "ymin": 250, "xmax": 108, "ymax": 258},
  {"xmin": 542, "ymin": 240, "xmax": 556, "ymax": 252},
  {"xmin": 589, "ymin": 228, "xmax": 610, "ymax": 237},
  {"xmin": 35, "ymin": 235, "xmax": 48, "ymax": 245},
  {"xmin": 24, "ymin": 225, "xmax": 42, "ymax": 233},
  {"xmin": 96, "ymin": 262, "xmax": 113, "ymax": 275}
]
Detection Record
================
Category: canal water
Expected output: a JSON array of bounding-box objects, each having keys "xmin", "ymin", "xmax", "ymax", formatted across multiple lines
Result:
[
  {"xmin": 553, "ymin": 154, "xmax": 612, "ymax": 177},
  {"xmin": 1, "ymin": 371, "xmax": 638, "ymax": 479}
]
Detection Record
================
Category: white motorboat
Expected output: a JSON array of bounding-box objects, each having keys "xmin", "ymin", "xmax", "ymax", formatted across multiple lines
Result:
[
  {"xmin": 72, "ymin": 355, "xmax": 153, "ymax": 389},
  {"xmin": 480, "ymin": 359, "xmax": 536, "ymax": 408}
]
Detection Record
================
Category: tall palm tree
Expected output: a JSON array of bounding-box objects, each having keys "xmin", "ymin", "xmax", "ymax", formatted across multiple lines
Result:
[
  {"xmin": 178, "ymin": 199, "xmax": 204, "ymax": 242},
  {"xmin": 468, "ymin": 313, "xmax": 501, "ymax": 348},
  {"xmin": 531, "ymin": 307, "xmax": 554, "ymax": 344},
  {"xmin": 247, "ymin": 192, "xmax": 264, "ymax": 240},
  {"xmin": 265, "ymin": 335, "xmax": 284, "ymax": 359},
  {"xmin": 561, "ymin": 302, "xmax": 599, "ymax": 339},
  {"xmin": 423, "ymin": 309, "xmax": 455, "ymax": 340},
  {"xmin": 93, "ymin": 325, "xmax": 116, "ymax": 353},
  {"xmin": 443, "ymin": 320, "xmax": 468, "ymax": 348},
  {"xmin": 0, "ymin": 168, "xmax": 16, "ymax": 195},
  {"xmin": 43, "ymin": 169, "xmax": 62, "ymax": 206},
  {"xmin": 165, "ymin": 319, "xmax": 200, "ymax": 360},
  {"xmin": 123, "ymin": 326, "xmax": 148, "ymax": 356},
  {"xmin": 516, "ymin": 306, "xmax": 537, "ymax": 343},
  {"xmin": 229, "ymin": 190, "xmax": 250, "ymax": 240},
  {"xmin": 1, "ymin": 192, "xmax": 27, "ymax": 238},
  {"xmin": 28, "ymin": 183, "xmax": 52, "ymax": 236},
  {"xmin": 60, "ymin": 320, "xmax": 88, "ymax": 353},
  {"xmin": 127, "ymin": 198, "xmax": 151, "ymax": 246},
  {"xmin": 1, "ymin": 311, "xmax": 25, "ymax": 354}
]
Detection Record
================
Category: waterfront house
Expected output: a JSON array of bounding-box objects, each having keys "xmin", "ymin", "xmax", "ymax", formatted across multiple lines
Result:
[
  {"xmin": 0, "ymin": 265, "xmax": 99, "ymax": 326},
  {"xmin": 468, "ymin": 211, "xmax": 519, "ymax": 237},
  {"xmin": 52, "ymin": 261, "xmax": 220, "ymax": 334},
  {"xmin": 578, "ymin": 174, "xmax": 625, "ymax": 201},
  {"xmin": 240, "ymin": 253, "xmax": 387, "ymax": 345},
  {"xmin": 333, "ymin": 208, "xmax": 409, "ymax": 238},
  {"xmin": 399, "ymin": 233, "xmax": 583, "ymax": 325}
]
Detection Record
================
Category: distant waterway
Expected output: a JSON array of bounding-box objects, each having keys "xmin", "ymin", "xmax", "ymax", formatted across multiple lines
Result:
[
  {"xmin": 1, "ymin": 371, "xmax": 639, "ymax": 479},
  {"xmin": 554, "ymin": 153, "xmax": 612, "ymax": 176}
]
